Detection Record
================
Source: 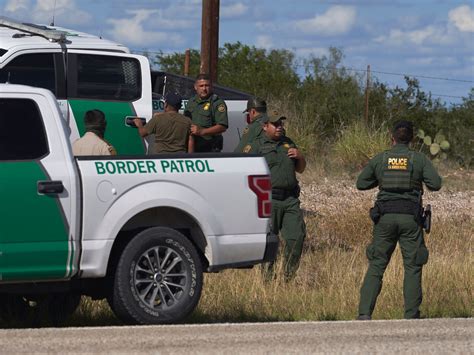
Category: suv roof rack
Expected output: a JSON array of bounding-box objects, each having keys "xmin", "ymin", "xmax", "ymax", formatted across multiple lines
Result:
[{"xmin": 0, "ymin": 16, "xmax": 67, "ymax": 43}]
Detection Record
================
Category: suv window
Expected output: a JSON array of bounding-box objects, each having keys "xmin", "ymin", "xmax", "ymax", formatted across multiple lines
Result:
[
  {"xmin": 72, "ymin": 54, "xmax": 141, "ymax": 101},
  {"xmin": 0, "ymin": 54, "xmax": 56, "ymax": 94},
  {"xmin": 0, "ymin": 99, "xmax": 48, "ymax": 160}
]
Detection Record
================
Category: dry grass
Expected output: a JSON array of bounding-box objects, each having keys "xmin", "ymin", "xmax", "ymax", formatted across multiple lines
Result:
[
  {"xmin": 190, "ymin": 175, "xmax": 472, "ymax": 322},
  {"xmin": 69, "ymin": 169, "xmax": 473, "ymax": 325}
]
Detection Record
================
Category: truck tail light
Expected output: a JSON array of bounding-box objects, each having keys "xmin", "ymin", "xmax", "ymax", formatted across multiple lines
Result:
[{"xmin": 248, "ymin": 175, "xmax": 272, "ymax": 218}]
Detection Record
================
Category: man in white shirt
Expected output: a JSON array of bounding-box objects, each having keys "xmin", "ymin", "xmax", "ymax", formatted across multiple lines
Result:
[{"xmin": 73, "ymin": 109, "xmax": 116, "ymax": 156}]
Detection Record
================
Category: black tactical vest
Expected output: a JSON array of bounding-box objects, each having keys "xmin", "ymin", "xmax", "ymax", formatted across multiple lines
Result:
[{"xmin": 380, "ymin": 150, "xmax": 422, "ymax": 192}]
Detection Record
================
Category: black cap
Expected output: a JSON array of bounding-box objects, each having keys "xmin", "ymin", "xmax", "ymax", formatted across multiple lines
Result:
[
  {"xmin": 243, "ymin": 97, "xmax": 267, "ymax": 113},
  {"xmin": 165, "ymin": 92, "xmax": 183, "ymax": 110},
  {"xmin": 392, "ymin": 120, "xmax": 413, "ymax": 133}
]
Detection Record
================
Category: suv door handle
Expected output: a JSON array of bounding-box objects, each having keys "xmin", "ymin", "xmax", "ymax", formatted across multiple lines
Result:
[{"xmin": 37, "ymin": 180, "xmax": 64, "ymax": 194}]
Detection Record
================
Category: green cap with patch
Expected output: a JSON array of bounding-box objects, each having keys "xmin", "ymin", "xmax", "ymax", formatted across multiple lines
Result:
[
  {"xmin": 267, "ymin": 109, "xmax": 286, "ymax": 123},
  {"xmin": 243, "ymin": 97, "xmax": 267, "ymax": 113}
]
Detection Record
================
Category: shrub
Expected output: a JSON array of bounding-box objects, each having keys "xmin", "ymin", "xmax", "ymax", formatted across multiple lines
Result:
[{"xmin": 333, "ymin": 121, "xmax": 391, "ymax": 171}]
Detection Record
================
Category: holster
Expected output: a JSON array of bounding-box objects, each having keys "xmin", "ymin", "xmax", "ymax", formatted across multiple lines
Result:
[
  {"xmin": 195, "ymin": 136, "xmax": 223, "ymax": 153},
  {"xmin": 422, "ymin": 204, "xmax": 432, "ymax": 233},
  {"xmin": 369, "ymin": 203, "xmax": 382, "ymax": 224},
  {"xmin": 211, "ymin": 135, "xmax": 224, "ymax": 152}
]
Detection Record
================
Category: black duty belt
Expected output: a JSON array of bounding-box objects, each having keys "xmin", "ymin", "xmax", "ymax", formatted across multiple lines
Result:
[
  {"xmin": 377, "ymin": 200, "xmax": 420, "ymax": 215},
  {"xmin": 272, "ymin": 187, "xmax": 300, "ymax": 201}
]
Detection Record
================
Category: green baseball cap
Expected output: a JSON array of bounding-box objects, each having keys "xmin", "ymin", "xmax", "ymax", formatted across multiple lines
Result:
[
  {"xmin": 267, "ymin": 109, "xmax": 286, "ymax": 123},
  {"xmin": 243, "ymin": 97, "xmax": 267, "ymax": 113}
]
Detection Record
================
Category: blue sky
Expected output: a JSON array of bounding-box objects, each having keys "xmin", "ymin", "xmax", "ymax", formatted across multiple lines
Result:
[{"xmin": 1, "ymin": 0, "xmax": 473, "ymax": 105}]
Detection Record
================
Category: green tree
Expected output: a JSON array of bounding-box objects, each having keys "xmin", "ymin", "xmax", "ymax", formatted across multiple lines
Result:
[
  {"xmin": 152, "ymin": 49, "xmax": 201, "ymax": 77},
  {"xmin": 152, "ymin": 42, "xmax": 299, "ymax": 99}
]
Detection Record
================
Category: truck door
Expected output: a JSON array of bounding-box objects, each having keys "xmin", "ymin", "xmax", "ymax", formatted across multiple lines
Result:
[
  {"xmin": 0, "ymin": 92, "xmax": 78, "ymax": 281},
  {"xmin": 66, "ymin": 51, "xmax": 153, "ymax": 155}
]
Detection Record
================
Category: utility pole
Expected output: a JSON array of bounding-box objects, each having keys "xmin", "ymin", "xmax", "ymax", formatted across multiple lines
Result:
[
  {"xmin": 364, "ymin": 65, "xmax": 371, "ymax": 124},
  {"xmin": 184, "ymin": 49, "xmax": 190, "ymax": 76},
  {"xmin": 200, "ymin": 0, "xmax": 220, "ymax": 82}
]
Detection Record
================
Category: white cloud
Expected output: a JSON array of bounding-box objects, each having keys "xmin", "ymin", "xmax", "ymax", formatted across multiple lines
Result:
[
  {"xmin": 449, "ymin": 5, "xmax": 474, "ymax": 32},
  {"xmin": 295, "ymin": 6, "xmax": 357, "ymax": 36},
  {"xmin": 4, "ymin": 0, "xmax": 91, "ymax": 26},
  {"xmin": 295, "ymin": 47, "xmax": 328, "ymax": 58},
  {"xmin": 374, "ymin": 25, "xmax": 453, "ymax": 46},
  {"xmin": 406, "ymin": 57, "xmax": 435, "ymax": 66},
  {"xmin": 4, "ymin": 0, "xmax": 30, "ymax": 13},
  {"xmin": 33, "ymin": 0, "xmax": 91, "ymax": 26},
  {"xmin": 255, "ymin": 35, "xmax": 273, "ymax": 49},
  {"xmin": 107, "ymin": 10, "xmax": 184, "ymax": 47},
  {"xmin": 221, "ymin": 2, "xmax": 248, "ymax": 18}
]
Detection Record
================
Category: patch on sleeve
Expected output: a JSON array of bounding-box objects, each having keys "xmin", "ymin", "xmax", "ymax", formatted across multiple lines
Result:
[
  {"xmin": 243, "ymin": 144, "xmax": 252, "ymax": 153},
  {"xmin": 108, "ymin": 145, "xmax": 117, "ymax": 155},
  {"xmin": 217, "ymin": 104, "xmax": 226, "ymax": 112}
]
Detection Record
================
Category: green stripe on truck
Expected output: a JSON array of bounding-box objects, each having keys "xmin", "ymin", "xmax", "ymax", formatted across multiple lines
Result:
[
  {"xmin": 69, "ymin": 100, "xmax": 146, "ymax": 155},
  {"xmin": 0, "ymin": 162, "xmax": 69, "ymax": 280}
]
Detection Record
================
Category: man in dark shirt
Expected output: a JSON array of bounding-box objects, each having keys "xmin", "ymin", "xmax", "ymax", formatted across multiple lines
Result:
[{"xmin": 135, "ymin": 92, "xmax": 194, "ymax": 153}]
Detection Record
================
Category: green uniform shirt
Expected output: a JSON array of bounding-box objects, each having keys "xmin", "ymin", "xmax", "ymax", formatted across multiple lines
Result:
[
  {"xmin": 184, "ymin": 94, "xmax": 228, "ymax": 141},
  {"xmin": 249, "ymin": 135, "xmax": 299, "ymax": 190},
  {"xmin": 357, "ymin": 144, "xmax": 442, "ymax": 202},
  {"xmin": 144, "ymin": 112, "xmax": 191, "ymax": 153},
  {"xmin": 234, "ymin": 113, "xmax": 266, "ymax": 153}
]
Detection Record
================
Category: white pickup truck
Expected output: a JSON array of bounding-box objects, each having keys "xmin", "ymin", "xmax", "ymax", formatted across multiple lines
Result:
[
  {"xmin": 0, "ymin": 84, "xmax": 277, "ymax": 326},
  {"xmin": 0, "ymin": 17, "xmax": 249, "ymax": 154}
]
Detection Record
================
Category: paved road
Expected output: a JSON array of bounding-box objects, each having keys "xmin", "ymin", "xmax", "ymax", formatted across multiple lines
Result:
[{"xmin": 0, "ymin": 318, "xmax": 472, "ymax": 353}]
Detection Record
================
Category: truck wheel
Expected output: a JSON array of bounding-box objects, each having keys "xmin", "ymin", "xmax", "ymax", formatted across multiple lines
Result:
[{"xmin": 110, "ymin": 227, "xmax": 203, "ymax": 324}]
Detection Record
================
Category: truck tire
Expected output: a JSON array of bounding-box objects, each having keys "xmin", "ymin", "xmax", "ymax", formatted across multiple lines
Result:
[{"xmin": 109, "ymin": 227, "xmax": 203, "ymax": 324}]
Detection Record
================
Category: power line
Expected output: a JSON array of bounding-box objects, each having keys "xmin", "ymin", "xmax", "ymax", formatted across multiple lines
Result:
[
  {"xmin": 131, "ymin": 48, "xmax": 472, "ymax": 99},
  {"xmin": 354, "ymin": 68, "xmax": 472, "ymax": 84},
  {"xmin": 133, "ymin": 48, "xmax": 473, "ymax": 83},
  {"xmin": 294, "ymin": 63, "xmax": 474, "ymax": 84},
  {"xmin": 428, "ymin": 93, "xmax": 465, "ymax": 99}
]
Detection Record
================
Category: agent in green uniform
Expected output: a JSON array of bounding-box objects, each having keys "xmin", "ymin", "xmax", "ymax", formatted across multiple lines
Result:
[
  {"xmin": 184, "ymin": 74, "xmax": 228, "ymax": 152},
  {"xmin": 247, "ymin": 111, "xmax": 306, "ymax": 279},
  {"xmin": 234, "ymin": 97, "xmax": 267, "ymax": 153},
  {"xmin": 356, "ymin": 121, "xmax": 442, "ymax": 320},
  {"xmin": 134, "ymin": 92, "xmax": 194, "ymax": 153}
]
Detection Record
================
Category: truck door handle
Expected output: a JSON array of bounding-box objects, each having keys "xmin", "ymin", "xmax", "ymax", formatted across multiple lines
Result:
[{"xmin": 37, "ymin": 180, "xmax": 64, "ymax": 194}]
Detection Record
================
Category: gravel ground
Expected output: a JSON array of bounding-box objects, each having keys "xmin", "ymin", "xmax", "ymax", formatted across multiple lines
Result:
[{"xmin": 298, "ymin": 174, "xmax": 473, "ymax": 220}]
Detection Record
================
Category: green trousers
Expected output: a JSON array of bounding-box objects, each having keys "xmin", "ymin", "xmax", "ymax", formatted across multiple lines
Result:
[
  {"xmin": 358, "ymin": 213, "xmax": 429, "ymax": 319},
  {"xmin": 271, "ymin": 196, "xmax": 306, "ymax": 279}
]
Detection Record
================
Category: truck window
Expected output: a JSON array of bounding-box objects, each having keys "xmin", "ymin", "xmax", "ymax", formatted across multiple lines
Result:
[
  {"xmin": 0, "ymin": 98, "xmax": 48, "ymax": 160},
  {"xmin": 0, "ymin": 54, "xmax": 56, "ymax": 94},
  {"xmin": 71, "ymin": 54, "xmax": 141, "ymax": 101}
]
